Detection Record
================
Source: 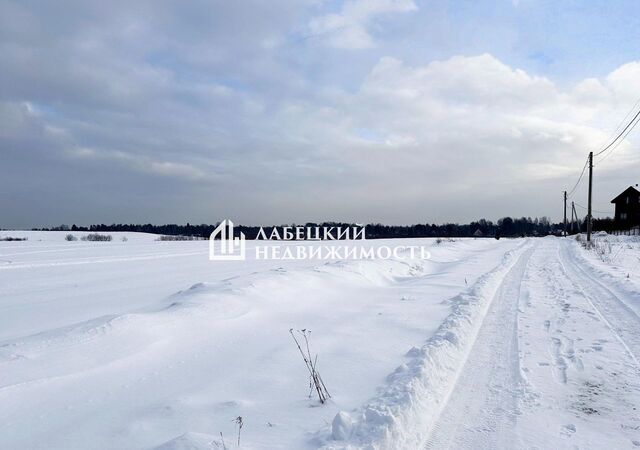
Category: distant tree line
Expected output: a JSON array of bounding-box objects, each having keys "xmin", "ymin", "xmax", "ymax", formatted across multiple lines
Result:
[
  {"xmin": 364, "ymin": 217, "xmax": 561, "ymax": 238},
  {"xmin": 36, "ymin": 216, "xmax": 572, "ymax": 239}
]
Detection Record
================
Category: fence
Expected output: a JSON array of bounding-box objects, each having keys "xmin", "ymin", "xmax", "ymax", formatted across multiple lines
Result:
[{"xmin": 610, "ymin": 227, "xmax": 640, "ymax": 236}]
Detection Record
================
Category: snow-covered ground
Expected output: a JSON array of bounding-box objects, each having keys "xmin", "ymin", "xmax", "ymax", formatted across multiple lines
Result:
[
  {"xmin": 424, "ymin": 237, "xmax": 640, "ymax": 449},
  {"xmin": 1, "ymin": 232, "xmax": 639, "ymax": 449}
]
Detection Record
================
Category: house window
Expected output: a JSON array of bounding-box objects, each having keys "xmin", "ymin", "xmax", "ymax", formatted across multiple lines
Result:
[
  {"xmin": 627, "ymin": 196, "xmax": 630, "ymax": 204},
  {"xmin": 621, "ymin": 213, "xmax": 628, "ymax": 219}
]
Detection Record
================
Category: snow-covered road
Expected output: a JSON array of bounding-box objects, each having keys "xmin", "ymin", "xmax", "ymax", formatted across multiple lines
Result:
[
  {"xmin": 1, "ymin": 233, "xmax": 640, "ymax": 449},
  {"xmin": 424, "ymin": 246, "xmax": 532, "ymax": 449},
  {"xmin": 424, "ymin": 238, "xmax": 640, "ymax": 449}
]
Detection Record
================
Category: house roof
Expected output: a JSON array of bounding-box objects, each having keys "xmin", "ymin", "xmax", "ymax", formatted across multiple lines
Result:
[{"xmin": 611, "ymin": 186, "xmax": 640, "ymax": 203}]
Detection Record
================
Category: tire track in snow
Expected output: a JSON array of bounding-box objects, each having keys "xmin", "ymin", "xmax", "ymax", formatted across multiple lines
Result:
[
  {"xmin": 423, "ymin": 247, "xmax": 533, "ymax": 450},
  {"xmin": 558, "ymin": 240, "xmax": 640, "ymax": 367},
  {"xmin": 320, "ymin": 240, "xmax": 533, "ymax": 450},
  {"xmin": 424, "ymin": 238, "xmax": 640, "ymax": 450},
  {"xmin": 516, "ymin": 239, "xmax": 640, "ymax": 449}
]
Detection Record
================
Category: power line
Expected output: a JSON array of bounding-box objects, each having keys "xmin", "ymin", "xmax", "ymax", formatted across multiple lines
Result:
[
  {"xmin": 566, "ymin": 155, "xmax": 590, "ymax": 198},
  {"xmin": 595, "ymin": 112, "xmax": 640, "ymax": 164},
  {"xmin": 594, "ymin": 95, "xmax": 640, "ymax": 152},
  {"xmin": 593, "ymin": 107, "xmax": 640, "ymax": 157},
  {"xmin": 574, "ymin": 202, "xmax": 613, "ymax": 215}
]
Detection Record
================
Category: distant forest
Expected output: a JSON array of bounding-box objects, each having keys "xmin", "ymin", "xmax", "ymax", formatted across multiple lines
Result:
[{"xmin": 32, "ymin": 216, "xmax": 618, "ymax": 239}]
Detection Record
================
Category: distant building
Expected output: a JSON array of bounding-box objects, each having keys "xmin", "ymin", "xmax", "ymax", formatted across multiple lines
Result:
[
  {"xmin": 473, "ymin": 229, "xmax": 483, "ymax": 237},
  {"xmin": 611, "ymin": 185, "xmax": 640, "ymax": 227}
]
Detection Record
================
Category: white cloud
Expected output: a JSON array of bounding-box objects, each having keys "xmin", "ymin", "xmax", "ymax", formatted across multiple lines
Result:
[
  {"xmin": 262, "ymin": 54, "xmax": 640, "ymax": 221},
  {"xmin": 309, "ymin": 0, "xmax": 417, "ymax": 49}
]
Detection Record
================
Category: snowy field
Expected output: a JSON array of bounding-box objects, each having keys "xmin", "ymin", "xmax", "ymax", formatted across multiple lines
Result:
[{"xmin": 1, "ymin": 232, "xmax": 639, "ymax": 449}]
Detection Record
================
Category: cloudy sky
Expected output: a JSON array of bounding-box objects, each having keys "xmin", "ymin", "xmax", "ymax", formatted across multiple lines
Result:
[{"xmin": 1, "ymin": 0, "xmax": 640, "ymax": 228}]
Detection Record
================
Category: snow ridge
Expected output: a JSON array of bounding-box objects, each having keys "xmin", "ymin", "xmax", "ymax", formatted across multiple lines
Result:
[{"xmin": 319, "ymin": 239, "xmax": 532, "ymax": 449}]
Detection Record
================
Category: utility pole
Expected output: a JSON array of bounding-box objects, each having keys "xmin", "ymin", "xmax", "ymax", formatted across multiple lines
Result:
[
  {"xmin": 563, "ymin": 191, "xmax": 567, "ymax": 237},
  {"xmin": 571, "ymin": 201, "xmax": 577, "ymax": 233},
  {"xmin": 587, "ymin": 151, "xmax": 593, "ymax": 242}
]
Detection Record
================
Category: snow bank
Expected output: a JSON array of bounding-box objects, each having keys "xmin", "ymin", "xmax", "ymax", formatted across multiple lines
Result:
[{"xmin": 318, "ymin": 240, "xmax": 532, "ymax": 449}]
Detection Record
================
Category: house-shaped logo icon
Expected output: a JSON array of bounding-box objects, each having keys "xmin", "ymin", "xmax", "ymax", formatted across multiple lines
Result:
[{"xmin": 209, "ymin": 219, "xmax": 246, "ymax": 260}]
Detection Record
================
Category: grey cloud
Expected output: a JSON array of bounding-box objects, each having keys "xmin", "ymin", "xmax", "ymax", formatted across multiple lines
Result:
[{"xmin": 0, "ymin": 1, "xmax": 639, "ymax": 229}]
